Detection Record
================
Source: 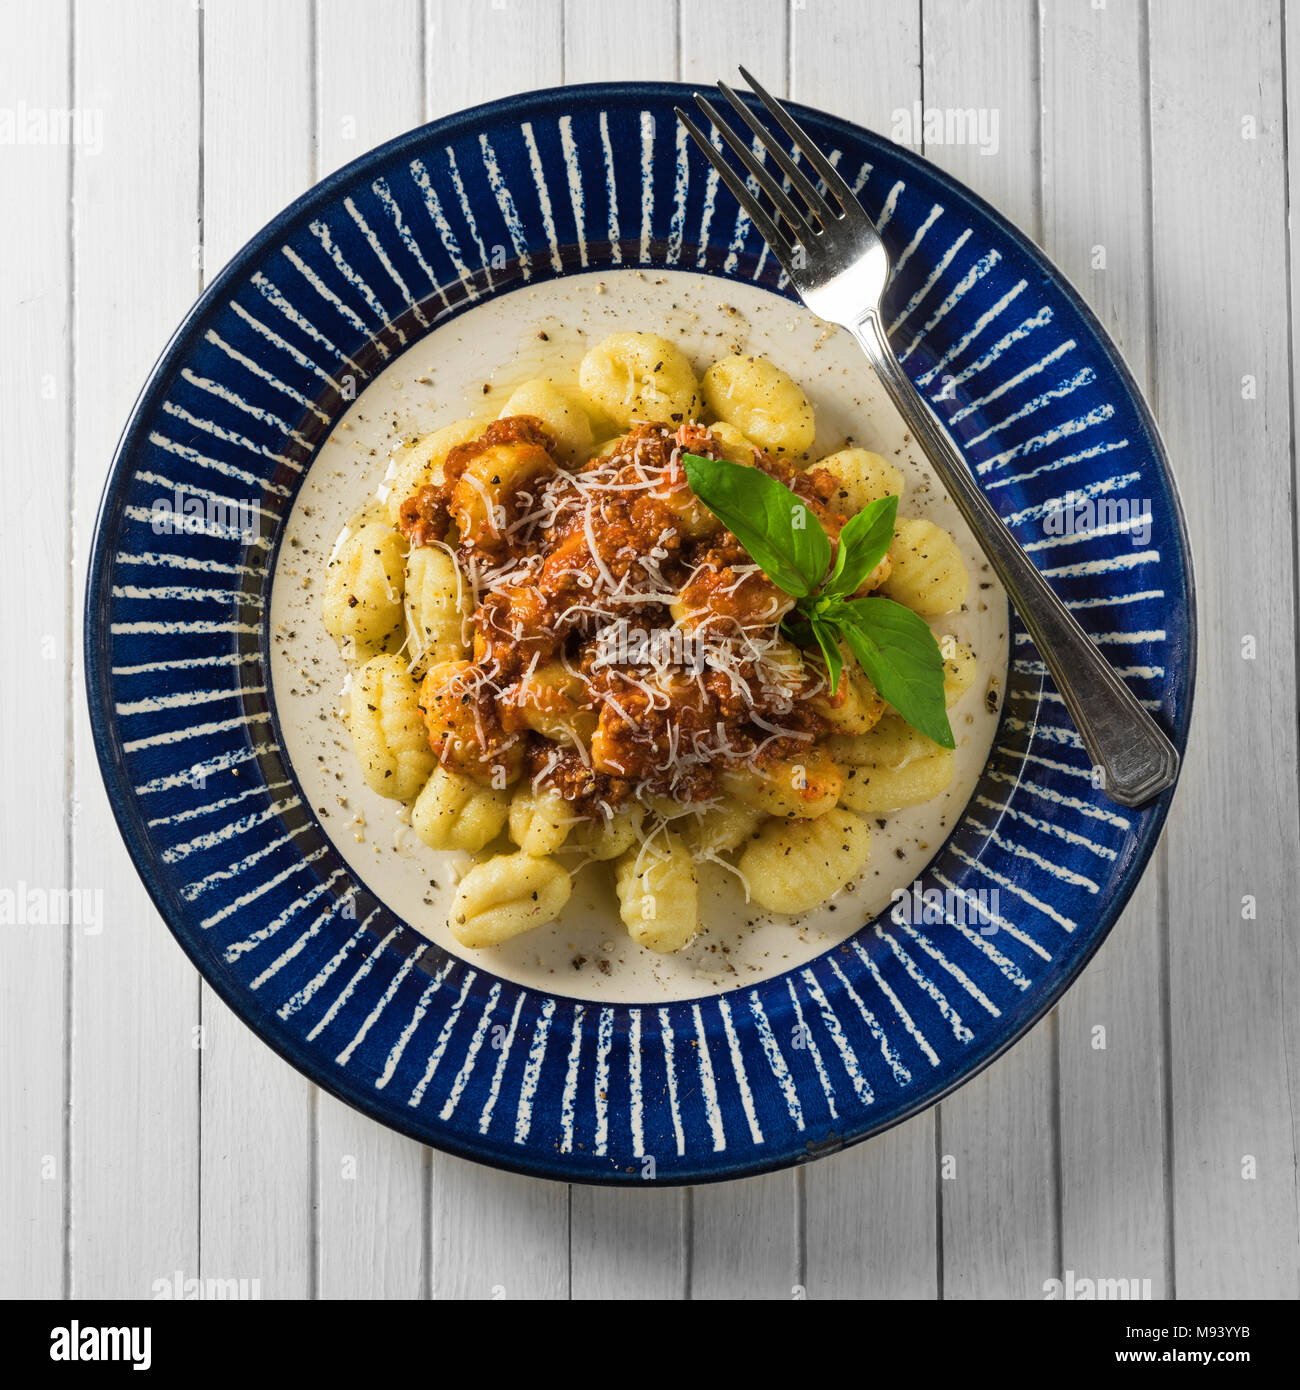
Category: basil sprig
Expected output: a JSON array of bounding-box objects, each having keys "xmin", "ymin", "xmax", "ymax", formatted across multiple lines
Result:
[
  {"xmin": 682, "ymin": 452, "xmax": 954, "ymax": 750},
  {"xmin": 680, "ymin": 452, "xmax": 829, "ymax": 597}
]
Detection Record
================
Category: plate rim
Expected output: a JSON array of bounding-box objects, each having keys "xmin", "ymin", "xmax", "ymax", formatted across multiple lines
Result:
[{"xmin": 83, "ymin": 79, "xmax": 1197, "ymax": 1185}]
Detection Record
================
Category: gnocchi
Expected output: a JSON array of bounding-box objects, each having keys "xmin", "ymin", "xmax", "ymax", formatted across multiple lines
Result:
[
  {"xmin": 404, "ymin": 543, "xmax": 470, "ymax": 675},
  {"xmin": 347, "ymin": 654, "xmax": 436, "ymax": 802},
  {"xmin": 570, "ymin": 804, "xmax": 643, "ymax": 860},
  {"xmin": 723, "ymin": 752, "xmax": 844, "ymax": 820},
  {"xmin": 383, "ymin": 416, "xmax": 489, "ymax": 526},
  {"xmin": 881, "ymin": 517, "xmax": 970, "ymax": 617},
  {"xmin": 411, "ymin": 765, "xmax": 509, "ymax": 852},
  {"xmin": 419, "ymin": 659, "xmax": 524, "ymax": 785},
  {"xmin": 816, "ymin": 448, "xmax": 905, "ymax": 514},
  {"xmin": 507, "ymin": 660, "xmax": 597, "ymax": 746},
  {"xmin": 834, "ymin": 711, "xmax": 957, "ymax": 813},
  {"xmin": 500, "ymin": 379, "xmax": 594, "ymax": 463},
  {"xmin": 839, "ymin": 748, "xmax": 956, "ymax": 814},
  {"xmin": 322, "ymin": 521, "xmax": 406, "ymax": 659},
  {"xmin": 615, "ymin": 833, "xmax": 699, "ymax": 953},
  {"xmin": 740, "ymin": 809, "xmax": 872, "ymax": 915},
  {"xmin": 684, "ymin": 799, "xmax": 764, "ymax": 855},
  {"xmin": 705, "ymin": 419, "xmax": 762, "ymax": 466},
  {"xmin": 508, "ymin": 783, "xmax": 573, "ymax": 856},
  {"xmin": 701, "ymin": 353, "xmax": 815, "ymax": 455},
  {"xmin": 449, "ymin": 851, "xmax": 572, "ymax": 949},
  {"xmin": 578, "ymin": 331, "xmax": 701, "ymax": 428},
  {"xmin": 829, "ymin": 711, "xmax": 944, "ymax": 770},
  {"xmin": 810, "ymin": 654, "xmax": 887, "ymax": 735},
  {"xmin": 940, "ymin": 637, "xmax": 977, "ymax": 707},
  {"xmin": 451, "ymin": 436, "xmax": 554, "ymax": 549}
]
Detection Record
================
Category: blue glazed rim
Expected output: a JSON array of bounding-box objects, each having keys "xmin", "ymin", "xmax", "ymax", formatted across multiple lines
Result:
[{"xmin": 85, "ymin": 81, "xmax": 1194, "ymax": 1185}]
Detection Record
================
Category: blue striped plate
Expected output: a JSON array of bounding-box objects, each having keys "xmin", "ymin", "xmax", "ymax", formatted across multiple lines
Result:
[{"xmin": 85, "ymin": 83, "xmax": 1194, "ymax": 1184}]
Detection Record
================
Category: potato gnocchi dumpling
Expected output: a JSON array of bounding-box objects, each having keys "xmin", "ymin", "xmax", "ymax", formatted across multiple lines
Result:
[
  {"xmin": 615, "ymin": 833, "xmax": 699, "ymax": 953},
  {"xmin": 500, "ymin": 379, "xmax": 594, "ymax": 463},
  {"xmin": 451, "ymin": 437, "xmax": 554, "ymax": 549},
  {"xmin": 830, "ymin": 710, "xmax": 944, "ymax": 770},
  {"xmin": 684, "ymin": 799, "xmax": 765, "ymax": 856},
  {"xmin": 322, "ymin": 521, "xmax": 406, "ymax": 658},
  {"xmin": 701, "ymin": 353, "xmax": 815, "ymax": 455},
  {"xmin": 839, "ymin": 748, "xmax": 956, "ymax": 815},
  {"xmin": 817, "ymin": 448, "xmax": 905, "ymax": 514},
  {"xmin": 570, "ymin": 804, "xmax": 644, "ymax": 861},
  {"xmin": 658, "ymin": 474, "xmax": 723, "ymax": 540},
  {"xmin": 348, "ymin": 654, "xmax": 436, "ymax": 802},
  {"xmin": 449, "ymin": 851, "xmax": 572, "ymax": 949},
  {"xmin": 705, "ymin": 419, "xmax": 761, "ymax": 466},
  {"xmin": 588, "ymin": 435, "xmax": 624, "ymax": 462},
  {"xmin": 404, "ymin": 544, "xmax": 470, "ymax": 675},
  {"xmin": 324, "ymin": 327, "xmax": 986, "ymax": 958},
  {"xmin": 833, "ymin": 711, "xmax": 957, "ymax": 814},
  {"xmin": 411, "ymin": 765, "xmax": 509, "ymax": 852},
  {"xmin": 508, "ymin": 660, "xmax": 597, "ymax": 746},
  {"xmin": 383, "ymin": 417, "xmax": 489, "ymax": 526},
  {"xmin": 810, "ymin": 655, "xmax": 887, "ymax": 735},
  {"xmin": 419, "ymin": 658, "xmax": 525, "ymax": 785},
  {"xmin": 508, "ymin": 783, "xmax": 572, "ymax": 856},
  {"xmin": 740, "ymin": 810, "xmax": 872, "ymax": 915},
  {"xmin": 881, "ymin": 517, "xmax": 970, "ymax": 617},
  {"xmin": 578, "ymin": 331, "xmax": 701, "ymax": 428},
  {"xmin": 723, "ymin": 752, "xmax": 844, "ymax": 820},
  {"xmin": 940, "ymin": 637, "xmax": 977, "ymax": 706}
]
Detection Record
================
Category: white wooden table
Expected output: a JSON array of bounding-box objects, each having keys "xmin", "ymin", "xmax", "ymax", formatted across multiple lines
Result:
[{"xmin": 3, "ymin": 0, "xmax": 1297, "ymax": 1300}]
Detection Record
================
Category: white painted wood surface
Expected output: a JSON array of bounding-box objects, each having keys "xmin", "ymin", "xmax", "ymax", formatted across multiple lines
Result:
[
  {"xmin": 1149, "ymin": 0, "xmax": 1300, "ymax": 1299},
  {"xmin": 3, "ymin": 0, "xmax": 1297, "ymax": 1300}
]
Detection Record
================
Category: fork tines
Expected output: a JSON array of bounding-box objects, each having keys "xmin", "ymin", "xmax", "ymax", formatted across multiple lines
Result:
[{"xmin": 674, "ymin": 66, "xmax": 864, "ymax": 268}]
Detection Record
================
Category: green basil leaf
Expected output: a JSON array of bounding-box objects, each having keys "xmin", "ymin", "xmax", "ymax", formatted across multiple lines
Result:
[
  {"xmin": 809, "ymin": 617, "xmax": 844, "ymax": 697},
  {"xmin": 823, "ymin": 494, "xmax": 899, "ymax": 600},
  {"xmin": 683, "ymin": 452, "xmax": 830, "ymax": 598},
  {"xmin": 835, "ymin": 596, "xmax": 955, "ymax": 749}
]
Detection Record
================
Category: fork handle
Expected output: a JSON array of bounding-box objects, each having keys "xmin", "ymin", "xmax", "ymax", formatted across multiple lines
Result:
[{"xmin": 850, "ymin": 311, "xmax": 1179, "ymax": 809}]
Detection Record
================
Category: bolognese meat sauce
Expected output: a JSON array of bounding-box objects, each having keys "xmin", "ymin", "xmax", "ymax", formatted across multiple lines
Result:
[{"xmin": 401, "ymin": 414, "xmax": 877, "ymax": 817}]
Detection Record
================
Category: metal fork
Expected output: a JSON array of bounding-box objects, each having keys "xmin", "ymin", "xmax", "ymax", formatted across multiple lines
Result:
[{"xmin": 676, "ymin": 69, "xmax": 1179, "ymax": 809}]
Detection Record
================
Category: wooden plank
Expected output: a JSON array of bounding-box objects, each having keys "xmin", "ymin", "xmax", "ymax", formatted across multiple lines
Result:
[
  {"xmin": 431, "ymin": 1158, "xmax": 569, "ymax": 1298},
  {"xmin": 197, "ymin": 0, "xmax": 316, "ymax": 1300},
  {"xmin": 69, "ymin": 0, "xmax": 202, "ymax": 1296},
  {"xmin": 570, "ymin": 1187, "xmax": 686, "ymax": 1299},
  {"xmin": 317, "ymin": 0, "xmax": 423, "ymax": 179},
  {"xmin": 679, "ymin": 0, "xmax": 785, "ymax": 87},
  {"xmin": 427, "ymin": 0, "xmax": 563, "ymax": 118},
  {"xmin": 1284, "ymin": 0, "xmax": 1300, "ymax": 1294},
  {"xmin": 807, "ymin": 1126, "xmax": 938, "ymax": 1299},
  {"xmin": 790, "ymin": 0, "xmax": 940, "ymax": 1301},
  {"xmin": 1040, "ymin": 0, "xmax": 1169, "ymax": 1298},
  {"xmin": 791, "ymin": 0, "xmax": 922, "ymax": 134},
  {"xmin": 920, "ymin": 0, "xmax": 1041, "ymax": 232},
  {"xmin": 691, "ymin": 1170, "xmax": 799, "ymax": 1300},
  {"xmin": 564, "ymin": 0, "xmax": 677, "ymax": 83},
  {"xmin": 0, "ymin": 0, "xmax": 72, "ymax": 1300},
  {"xmin": 1152, "ymin": 0, "xmax": 1300, "ymax": 1297},
  {"xmin": 313, "ymin": 0, "xmax": 433, "ymax": 1300},
  {"xmin": 920, "ymin": 0, "xmax": 1059, "ymax": 1299},
  {"xmin": 317, "ymin": 1111, "xmax": 431, "ymax": 1299}
]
